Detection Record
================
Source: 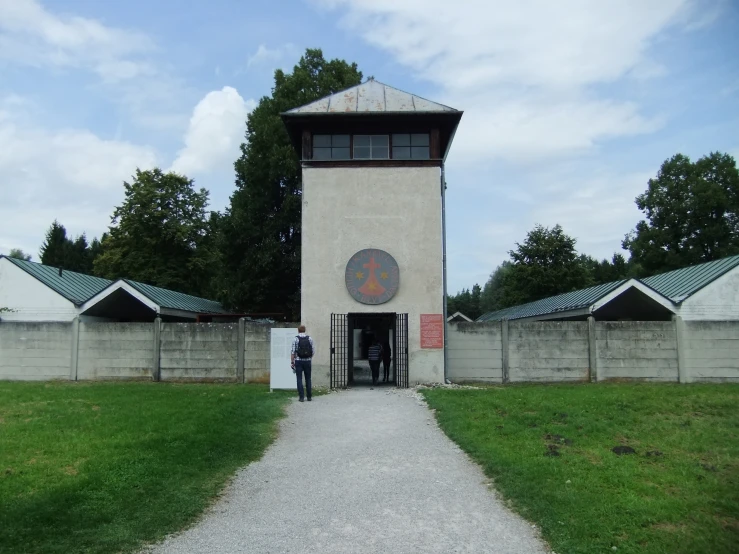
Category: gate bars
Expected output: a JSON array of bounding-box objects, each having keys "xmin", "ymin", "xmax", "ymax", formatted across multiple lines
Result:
[{"xmin": 330, "ymin": 313, "xmax": 348, "ymax": 389}]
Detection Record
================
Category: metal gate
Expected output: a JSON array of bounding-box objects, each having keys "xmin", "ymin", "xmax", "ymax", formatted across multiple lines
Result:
[
  {"xmin": 395, "ymin": 313, "xmax": 409, "ymax": 388},
  {"xmin": 330, "ymin": 313, "xmax": 348, "ymax": 389}
]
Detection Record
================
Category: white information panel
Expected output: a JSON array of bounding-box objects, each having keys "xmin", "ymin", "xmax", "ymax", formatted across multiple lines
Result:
[{"xmin": 270, "ymin": 328, "xmax": 297, "ymax": 390}]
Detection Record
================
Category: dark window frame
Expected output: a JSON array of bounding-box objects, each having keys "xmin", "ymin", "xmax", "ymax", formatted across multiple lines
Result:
[{"xmin": 312, "ymin": 132, "xmax": 432, "ymax": 160}]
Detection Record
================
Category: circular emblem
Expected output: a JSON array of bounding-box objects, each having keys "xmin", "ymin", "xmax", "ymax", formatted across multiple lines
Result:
[{"xmin": 345, "ymin": 249, "xmax": 400, "ymax": 305}]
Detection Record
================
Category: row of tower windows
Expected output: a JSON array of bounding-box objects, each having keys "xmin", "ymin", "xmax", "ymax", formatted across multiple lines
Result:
[{"xmin": 313, "ymin": 134, "xmax": 430, "ymax": 160}]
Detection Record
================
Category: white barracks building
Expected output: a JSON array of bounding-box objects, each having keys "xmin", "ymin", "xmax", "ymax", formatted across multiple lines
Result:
[{"xmin": 281, "ymin": 80, "xmax": 463, "ymax": 388}]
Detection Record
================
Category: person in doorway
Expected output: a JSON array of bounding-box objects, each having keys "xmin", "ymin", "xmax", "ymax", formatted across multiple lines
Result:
[
  {"xmin": 291, "ymin": 325, "xmax": 314, "ymax": 402},
  {"xmin": 367, "ymin": 338, "xmax": 383, "ymax": 388},
  {"xmin": 382, "ymin": 340, "xmax": 392, "ymax": 382}
]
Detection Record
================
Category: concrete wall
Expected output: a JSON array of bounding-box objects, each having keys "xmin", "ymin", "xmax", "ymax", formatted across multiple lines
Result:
[
  {"xmin": 244, "ymin": 322, "xmax": 298, "ymax": 384},
  {"xmin": 77, "ymin": 322, "xmax": 153, "ymax": 380},
  {"xmin": 0, "ymin": 258, "xmax": 78, "ymax": 322},
  {"xmin": 510, "ymin": 322, "xmax": 590, "ymax": 382},
  {"xmin": 595, "ymin": 321, "xmax": 678, "ymax": 381},
  {"xmin": 679, "ymin": 266, "xmax": 739, "ymax": 320},
  {"xmin": 160, "ymin": 323, "xmax": 240, "ymax": 382},
  {"xmin": 447, "ymin": 322, "xmax": 503, "ymax": 383},
  {"xmin": 683, "ymin": 321, "xmax": 739, "ymax": 382},
  {"xmin": 301, "ymin": 166, "xmax": 445, "ymax": 386},
  {"xmin": 0, "ymin": 322, "xmax": 72, "ymax": 380},
  {"xmin": 3, "ymin": 319, "xmax": 738, "ymax": 384},
  {"xmin": 448, "ymin": 319, "xmax": 739, "ymax": 383}
]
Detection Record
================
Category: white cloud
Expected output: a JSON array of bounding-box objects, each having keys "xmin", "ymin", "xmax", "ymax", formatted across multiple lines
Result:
[
  {"xmin": 246, "ymin": 43, "xmax": 297, "ymax": 68},
  {"xmin": 170, "ymin": 87, "xmax": 256, "ymax": 176},
  {"xmin": 316, "ymin": 0, "xmax": 701, "ymax": 162},
  {"xmin": 0, "ymin": 97, "xmax": 158, "ymax": 256},
  {"xmin": 0, "ymin": 0, "xmax": 154, "ymax": 81}
]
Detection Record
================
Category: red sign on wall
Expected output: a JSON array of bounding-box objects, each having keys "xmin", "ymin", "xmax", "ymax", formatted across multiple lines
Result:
[{"xmin": 420, "ymin": 314, "xmax": 444, "ymax": 349}]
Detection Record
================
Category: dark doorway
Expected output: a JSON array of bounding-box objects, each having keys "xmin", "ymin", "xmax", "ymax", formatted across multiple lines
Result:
[{"xmin": 330, "ymin": 312, "xmax": 409, "ymax": 389}]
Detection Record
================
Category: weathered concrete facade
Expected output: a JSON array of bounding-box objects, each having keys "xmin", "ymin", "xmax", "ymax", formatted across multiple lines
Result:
[
  {"xmin": 77, "ymin": 322, "xmax": 153, "ymax": 380},
  {"xmin": 0, "ymin": 322, "xmax": 72, "ymax": 380},
  {"xmin": 2, "ymin": 319, "xmax": 738, "ymax": 383},
  {"xmin": 0, "ymin": 320, "xmax": 298, "ymax": 382},
  {"xmin": 301, "ymin": 166, "xmax": 445, "ymax": 386},
  {"xmin": 447, "ymin": 319, "xmax": 739, "ymax": 383}
]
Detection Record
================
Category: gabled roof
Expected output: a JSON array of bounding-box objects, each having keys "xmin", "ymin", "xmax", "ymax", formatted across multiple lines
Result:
[
  {"xmin": 123, "ymin": 280, "xmax": 226, "ymax": 314},
  {"xmin": 476, "ymin": 254, "xmax": 739, "ymax": 322},
  {"xmin": 283, "ymin": 79, "xmax": 459, "ymax": 115},
  {"xmin": 642, "ymin": 254, "xmax": 739, "ymax": 303},
  {"xmin": 1, "ymin": 256, "xmax": 226, "ymax": 314},
  {"xmin": 2, "ymin": 256, "xmax": 111, "ymax": 305},
  {"xmin": 447, "ymin": 311, "xmax": 473, "ymax": 322},
  {"xmin": 477, "ymin": 281, "xmax": 625, "ymax": 322}
]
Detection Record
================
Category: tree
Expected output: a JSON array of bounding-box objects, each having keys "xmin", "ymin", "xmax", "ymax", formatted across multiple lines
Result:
[
  {"xmin": 480, "ymin": 261, "xmax": 513, "ymax": 314},
  {"xmin": 94, "ymin": 168, "xmax": 212, "ymax": 295},
  {"xmin": 578, "ymin": 252, "xmax": 636, "ymax": 285},
  {"xmin": 38, "ymin": 221, "xmax": 100, "ymax": 273},
  {"xmin": 501, "ymin": 224, "xmax": 590, "ymax": 307},
  {"xmin": 39, "ymin": 220, "xmax": 69, "ymax": 267},
  {"xmin": 623, "ymin": 152, "xmax": 739, "ymax": 274},
  {"xmin": 216, "ymin": 48, "xmax": 363, "ymax": 318},
  {"xmin": 8, "ymin": 248, "xmax": 31, "ymax": 261},
  {"xmin": 447, "ymin": 284, "xmax": 482, "ymax": 320}
]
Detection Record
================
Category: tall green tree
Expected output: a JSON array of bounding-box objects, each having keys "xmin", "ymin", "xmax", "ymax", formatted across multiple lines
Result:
[
  {"xmin": 623, "ymin": 152, "xmax": 739, "ymax": 274},
  {"xmin": 480, "ymin": 261, "xmax": 513, "ymax": 314},
  {"xmin": 578, "ymin": 252, "xmax": 636, "ymax": 285},
  {"xmin": 501, "ymin": 224, "xmax": 590, "ymax": 307},
  {"xmin": 217, "ymin": 48, "xmax": 363, "ymax": 318},
  {"xmin": 38, "ymin": 221, "xmax": 101, "ymax": 273},
  {"xmin": 39, "ymin": 220, "xmax": 69, "ymax": 267},
  {"xmin": 8, "ymin": 248, "xmax": 31, "ymax": 261},
  {"xmin": 447, "ymin": 284, "xmax": 482, "ymax": 320},
  {"xmin": 94, "ymin": 168, "xmax": 212, "ymax": 295}
]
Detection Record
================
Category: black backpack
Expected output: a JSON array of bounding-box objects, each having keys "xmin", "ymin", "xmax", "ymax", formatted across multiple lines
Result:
[{"xmin": 296, "ymin": 336, "xmax": 313, "ymax": 358}]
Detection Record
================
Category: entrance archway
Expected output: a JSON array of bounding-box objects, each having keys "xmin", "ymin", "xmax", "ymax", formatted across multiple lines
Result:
[{"xmin": 330, "ymin": 313, "xmax": 408, "ymax": 388}]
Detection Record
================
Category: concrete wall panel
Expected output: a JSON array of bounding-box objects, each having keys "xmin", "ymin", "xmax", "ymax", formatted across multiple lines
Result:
[
  {"xmin": 509, "ymin": 322, "xmax": 589, "ymax": 382},
  {"xmin": 77, "ymin": 322, "xmax": 153, "ymax": 380},
  {"xmin": 596, "ymin": 321, "xmax": 678, "ymax": 381},
  {"xmin": 684, "ymin": 321, "xmax": 739, "ymax": 382},
  {"xmin": 0, "ymin": 322, "xmax": 72, "ymax": 380},
  {"xmin": 160, "ymin": 323, "xmax": 239, "ymax": 381},
  {"xmin": 447, "ymin": 322, "xmax": 503, "ymax": 383}
]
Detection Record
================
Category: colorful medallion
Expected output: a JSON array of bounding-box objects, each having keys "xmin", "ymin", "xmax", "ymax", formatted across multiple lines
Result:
[{"xmin": 345, "ymin": 249, "xmax": 400, "ymax": 305}]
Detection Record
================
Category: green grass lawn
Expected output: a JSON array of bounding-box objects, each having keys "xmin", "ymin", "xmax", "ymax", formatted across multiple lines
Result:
[
  {"xmin": 422, "ymin": 383, "xmax": 739, "ymax": 554},
  {"xmin": 0, "ymin": 382, "xmax": 291, "ymax": 554}
]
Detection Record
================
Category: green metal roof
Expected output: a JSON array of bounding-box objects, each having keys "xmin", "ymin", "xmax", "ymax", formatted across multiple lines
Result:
[
  {"xmin": 476, "ymin": 254, "xmax": 739, "ymax": 322},
  {"xmin": 2, "ymin": 256, "xmax": 112, "ymax": 305},
  {"xmin": 642, "ymin": 254, "xmax": 739, "ymax": 303},
  {"xmin": 477, "ymin": 281, "xmax": 625, "ymax": 322},
  {"xmin": 2, "ymin": 256, "xmax": 227, "ymax": 314},
  {"xmin": 124, "ymin": 280, "xmax": 228, "ymax": 314}
]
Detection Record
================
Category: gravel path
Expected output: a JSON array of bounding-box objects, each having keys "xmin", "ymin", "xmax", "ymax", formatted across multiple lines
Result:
[{"xmin": 145, "ymin": 387, "xmax": 550, "ymax": 554}]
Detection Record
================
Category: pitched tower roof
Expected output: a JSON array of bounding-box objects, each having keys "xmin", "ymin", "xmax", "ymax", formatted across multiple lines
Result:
[{"xmin": 284, "ymin": 79, "xmax": 459, "ymax": 115}]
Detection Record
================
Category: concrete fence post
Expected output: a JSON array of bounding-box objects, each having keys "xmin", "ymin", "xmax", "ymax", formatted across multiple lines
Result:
[
  {"xmin": 587, "ymin": 316, "xmax": 598, "ymax": 382},
  {"xmin": 69, "ymin": 317, "xmax": 80, "ymax": 381},
  {"xmin": 501, "ymin": 319, "xmax": 509, "ymax": 384},
  {"xmin": 152, "ymin": 317, "xmax": 162, "ymax": 382},
  {"xmin": 237, "ymin": 318, "xmax": 246, "ymax": 383},
  {"xmin": 674, "ymin": 315, "xmax": 688, "ymax": 384}
]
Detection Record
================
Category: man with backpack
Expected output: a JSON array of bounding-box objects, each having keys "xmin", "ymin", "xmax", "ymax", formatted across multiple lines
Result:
[{"xmin": 290, "ymin": 325, "xmax": 315, "ymax": 402}]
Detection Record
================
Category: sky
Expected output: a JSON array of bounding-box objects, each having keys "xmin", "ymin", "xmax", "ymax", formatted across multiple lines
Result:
[{"xmin": 0, "ymin": 0, "xmax": 737, "ymax": 294}]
